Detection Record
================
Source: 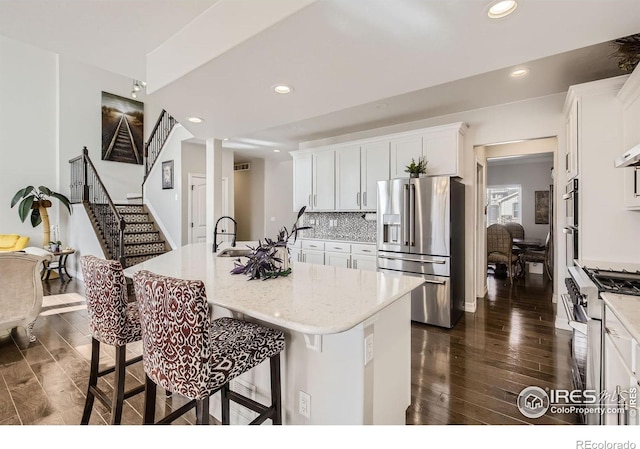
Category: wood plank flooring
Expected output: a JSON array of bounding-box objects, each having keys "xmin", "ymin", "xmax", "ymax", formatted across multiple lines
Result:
[{"xmin": 2, "ymin": 273, "xmax": 578, "ymax": 425}]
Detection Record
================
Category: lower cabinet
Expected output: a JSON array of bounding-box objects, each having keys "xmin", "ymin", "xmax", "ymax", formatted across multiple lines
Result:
[
  {"xmin": 603, "ymin": 332, "xmax": 638, "ymax": 425},
  {"xmin": 291, "ymin": 240, "xmax": 378, "ymax": 272},
  {"xmin": 352, "ymin": 255, "xmax": 376, "ymax": 271},
  {"xmin": 302, "ymin": 249, "xmax": 325, "ymax": 265},
  {"xmin": 326, "ymin": 251, "xmax": 351, "ymax": 268}
]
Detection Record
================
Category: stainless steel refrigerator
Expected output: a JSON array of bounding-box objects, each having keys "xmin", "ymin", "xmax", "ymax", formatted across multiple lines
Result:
[{"xmin": 377, "ymin": 176, "xmax": 465, "ymax": 328}]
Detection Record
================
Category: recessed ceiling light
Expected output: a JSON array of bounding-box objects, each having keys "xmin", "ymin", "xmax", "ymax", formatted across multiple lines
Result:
[
  {"xmin": 273, "ymin": 149, "xmax": 281, "ymax": 153},
  {"xmin": 273, "ymin": 84, "xmax": 293, "ymax": 94},
  {"xmin": 223, "ymin": 138, "xmax": 229, "ymax": 141},
  {"xmin": 510, "ymin": 68, "xmax": 529, "ymax": 77},
  {"xmin": 187, "ymin": 117, "xmax": 203, "ymax": 123},
  {"xmin": 487, "ymin": 0, "xmax": 518, "ymax": 19}
]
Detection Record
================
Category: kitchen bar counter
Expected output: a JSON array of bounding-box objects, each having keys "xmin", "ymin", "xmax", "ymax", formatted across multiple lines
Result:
[
  {"xmin": 123, "ymin": 242, "xmax": 419, "ymax": 335},
  {"xmin": 601, "ymin": 292, "xmax": 640, "ymax": 342},
  {"xmin": 123, "ymin": 242, "xmax": 422, "ymax": 424}
]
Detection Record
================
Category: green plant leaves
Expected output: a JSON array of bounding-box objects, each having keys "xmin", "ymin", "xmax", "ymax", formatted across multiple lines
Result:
[
  {"xmin": 30, "ymin": 208, "xmax": 41, "ymax": 227},
  {"xmin": 18, "ymin": 196, "xmax": 34, "ymax": 222},
  {"xmin": 51, "ymin": 192, "xmax": 72, "ymax": 214},
  {"xmin": 10, "ymin": 186, "xmax": 33, "ymax": 207},
  {"xmin": 38, "ymin": 186, "xmax": 51, "ymax": 196}
]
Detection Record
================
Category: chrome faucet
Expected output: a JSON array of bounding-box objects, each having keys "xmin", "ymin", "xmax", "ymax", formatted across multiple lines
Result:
[{"xmin": 213, "ymin": 216, "xmax": 237, "ymax": 252}]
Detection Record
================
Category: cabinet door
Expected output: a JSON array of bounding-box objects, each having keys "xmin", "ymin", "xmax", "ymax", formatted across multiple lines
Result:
[
  {"xmin": 325, "ymin": 251, "xmax": 351, "ymax": 268},
  {"xmin": 566, "ymin": 98, "xmax": 579, "ymax": 180},
  {"xmin": 336, "ymin": 145, "xmax": 361, "ymax": 210},
  {"xmin": 352, "ymin": 255, "xmax": 377, "ymax": 272},
  {"xmin": 313, "ymin": 151, "xmax": 335, "ymax": 211},
  {"xmin": 293, "ymin": 154, "xmax": 313, "ymax": 211},
  {"xmin": 423, "ymin": 129, "xmax": 457, "ymax": 176},
  {"xmin": 361, "ymin": 141, "xmax": 390, "ymax": 211},
  {"xmin": 302, "ymin": 250, "xmax": 325, "ymax": 265},
  {"xmin": 603, "ymin": 332, "xmax": 638, "ymax": 425},
  {"xmin": 624, "ymin": 166, "xmax": 640, "ymax": 209},
  {"xmin": 390, "ymin": 135, "xmax": 423, "ymax": 179},
  {"xmin": 289, "ymin": 248, "xmax": 301, "ymax": 263}
]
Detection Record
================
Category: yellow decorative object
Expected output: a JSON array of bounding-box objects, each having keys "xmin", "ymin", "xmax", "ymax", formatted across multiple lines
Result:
[{"xmin": 0, "ymin": 234, "xmax": 30, "ymax": 252}]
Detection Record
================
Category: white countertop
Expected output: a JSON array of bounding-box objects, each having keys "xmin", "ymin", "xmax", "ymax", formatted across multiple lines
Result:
[
  {"xmin": 601, "ymin": 292, "xmax": 640, "ymax": 342},
  {"xmin": 123, "ymin": 242, "xmax": 423, "ymax": 335}
]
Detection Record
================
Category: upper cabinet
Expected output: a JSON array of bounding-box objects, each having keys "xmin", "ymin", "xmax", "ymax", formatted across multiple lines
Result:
[
  {"xmin": 390, "ymin": 123, "xmax": 466, "ymax": 179},
  {"xmin": 291, "ymin": 122, "xmax": 466, "ymax": 213},
  {"xmin": 618, "ymin": 67, "xmax": 640, "ymax": 210},
  {"xmin": 565, "ymin": 96, "xmax": 579, "ymax": 181}
]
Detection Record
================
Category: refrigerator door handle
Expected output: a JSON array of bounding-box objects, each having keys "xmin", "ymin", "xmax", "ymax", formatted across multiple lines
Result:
[
  {"xmin": 378, "ymin": 255, "xmax": 446, "ymax": 264},
  {"xmin": 403, "ymin": 184, "xmax": 409, "ymax": 246},
  {"xmin": 409, "ymin": 183, "xmax": 415, "ymax": 246}
]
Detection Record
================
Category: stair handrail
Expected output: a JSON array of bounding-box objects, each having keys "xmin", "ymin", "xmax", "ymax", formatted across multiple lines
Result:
[
  {"xmin": 143, "ymin": 109, "xmax": 176, "ymax": 181},
  {"xmin": 69, "ymin": 147, "xmax": 126, "ymax": 267}
]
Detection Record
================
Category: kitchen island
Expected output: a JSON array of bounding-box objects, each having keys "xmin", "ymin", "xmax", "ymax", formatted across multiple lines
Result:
[{"xmin": 123, "ymin": 242, "xmax": 423, "ymax": 425}]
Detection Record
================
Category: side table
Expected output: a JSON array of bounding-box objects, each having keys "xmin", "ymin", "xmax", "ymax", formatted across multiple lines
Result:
[{"xmin": 42, "ymin": 248, "xmax": 76, "ymax": 282}]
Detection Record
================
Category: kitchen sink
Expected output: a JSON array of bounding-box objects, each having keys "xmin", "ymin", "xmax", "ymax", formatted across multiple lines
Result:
[{"xmin": 217, "ymin": 248, "xmax": 252, "ymax": 258}]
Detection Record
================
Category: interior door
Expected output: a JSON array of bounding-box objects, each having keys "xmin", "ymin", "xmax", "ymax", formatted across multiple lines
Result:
[{"xmin": 190, "ymin": 175, "xmax": 207, "ymax": 244}]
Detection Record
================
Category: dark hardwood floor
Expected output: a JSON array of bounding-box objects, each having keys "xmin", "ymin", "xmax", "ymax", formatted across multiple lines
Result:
[
  {"xmin": 406, "ymin": 272, "xmax": 579, "ymax": 425},
  {"xmin": 1, "ymin": 273, "xmax": 577, "ymax": 425}
]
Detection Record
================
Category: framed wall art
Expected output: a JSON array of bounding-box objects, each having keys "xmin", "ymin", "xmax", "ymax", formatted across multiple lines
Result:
[
  {"xmin": 534, "ymin": 190, "xmax": 550, "ymax": 224},
  {"xmin": 162, "ymin": 160, "xmax": 174, "ymax": 190},
  {"xmin": 101, "ymin": 91, "xmax": 144, "ymax": 165}
]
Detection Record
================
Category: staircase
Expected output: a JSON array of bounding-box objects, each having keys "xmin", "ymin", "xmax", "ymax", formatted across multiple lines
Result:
[{"xmin": 112, "ymin": 204, "xmax": 169, "ymax": 267}]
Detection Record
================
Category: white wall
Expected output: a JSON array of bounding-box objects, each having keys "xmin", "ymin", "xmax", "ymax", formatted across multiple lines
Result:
[
  {"xmin": 299, "ymin": 93, "xmax": 567, "ymax": 312},
  {"xmin": 181, "ymin": 141, "xmax": 206, "ymax": 245},
  {"xmin": 0, "ymin": 36, "xmax": 58, "ymax": 248},
  {"xmin": 66, "ymin": 204, "xmax": 106, "ymax": 279},
  {"xmin": 234, "ymin": 157, "xmax": 266, "ymax": 241},
  {"xmin": 264, "ymin": 159, "xmax": 298, "ymax": 239},
  {"xmin": 143, "ymin": 125, "xmax": 194, "ymax": 249},
  {"xmin": 487, "ymin": 159, "xmax": 554, "ymax": 240}
]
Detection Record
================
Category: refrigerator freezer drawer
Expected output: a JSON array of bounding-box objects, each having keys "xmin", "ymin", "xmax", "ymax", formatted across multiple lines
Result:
[
  {"xmin": 378, "ymin": 268, "xmax": 458, "ymax": 328},
  {"xmin": 377, "ymin": 251, "xmax": 450, "ymax": 276}
]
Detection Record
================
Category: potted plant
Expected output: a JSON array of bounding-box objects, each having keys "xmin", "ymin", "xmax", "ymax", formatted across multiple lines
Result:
[
  {"xmin": 231, "ymin": 206, "xmax": 311, "ymax": 280},
  {"xmin": 11, "ymin": 186, "xmax": 72, "ymax": 246},
  {"xmin": 49, "ymin": 240, "xmax": 62, "ymax": 253},
  {"xmin": 405, "ymin": 156, "xmax": 428, "ymax": 178}
]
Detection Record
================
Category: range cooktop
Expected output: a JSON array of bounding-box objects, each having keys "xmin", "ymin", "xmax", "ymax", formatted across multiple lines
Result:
[{"xmin": 585, "ymin": 268, "xmax": 640, "ymax": 297}]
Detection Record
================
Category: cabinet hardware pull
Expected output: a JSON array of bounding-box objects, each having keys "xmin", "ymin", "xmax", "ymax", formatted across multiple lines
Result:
[
  {"xmin": 308, "ymin": 194, "xmax": 312, "ymax": 206},
  {"xmin": 422, "ymin": 279, "xmax": 446, "ymax": 285},
  {"xmin": 357, "ymin": 192, "xmax": 360, "ymax": 206},
  {"xmin": 314, "ymin": 194, "xmax": 317, "ymax": 206},
  {"xmin": 361, "ymin": 249, "xmax": 372, "ymax": 253},
  {"xmin": 364, "ymin": 191, "xmax": 367, "ymax": 206},
  {"xmin": 634, "ymin": 168, "xmax": 638, "ymax": 198}
]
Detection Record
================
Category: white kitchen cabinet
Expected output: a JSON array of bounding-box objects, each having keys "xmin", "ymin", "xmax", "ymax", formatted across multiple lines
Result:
[
  {"xmin": 565, "ymin": 96, "xmax": 579, "ymax": 181},
  {"xmin": 603, "ymin": 332, "xmax": 638, "ymax": 425},
  {"xmin": 293, "ymin": 153, "xmax": 313, "ymax": 211},
  {"xmin": 302, "ymin": 249, "xmax": 324, "ymax": 265},
  {"xmin": 325, "ymin": 251, "xmax": 351, "ymax": 268},
  {"xmin": 361, "ymin": 141, "xmax": 390, "ymax": 211},
  {"xmin": 335, "ymin": 145, "xmax": 361, "ymax": 211},
  {"xmin": 390, "ymin": 135, "xmax": 423, "ymax": 179},
  {"xmin": 423, "ymin": 128, "xmax": 460, "ymax": 177},
  {"xmin": 312, "ymin": 150, "xmax": 335, "ymax": 211},
  {"xmin": 619, "ymin": 66, "xmax": 640, "ymax": 210},
  {"xmin": 289, "ymin": 248, "xmax": 301, "ymax": 263},
  {"xmin": 352, "ymin": 255, "xmax": 377, "ymax": 271}
]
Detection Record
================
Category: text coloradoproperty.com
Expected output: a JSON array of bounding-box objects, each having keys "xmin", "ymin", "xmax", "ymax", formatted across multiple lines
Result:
[{"xmin": 576, "ymin": 442, "xmax": 636, "ymax": 449}]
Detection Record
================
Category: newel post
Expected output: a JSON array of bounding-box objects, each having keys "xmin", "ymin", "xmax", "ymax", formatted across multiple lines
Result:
[{"xmin": 82, "ymin": 146, "xmax": 90, "ymax": 203}]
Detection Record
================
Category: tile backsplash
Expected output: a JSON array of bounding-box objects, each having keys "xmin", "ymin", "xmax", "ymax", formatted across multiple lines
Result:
[{"xmin": 300, "ymin": 212, "xmax": 377, "ymax": 243}]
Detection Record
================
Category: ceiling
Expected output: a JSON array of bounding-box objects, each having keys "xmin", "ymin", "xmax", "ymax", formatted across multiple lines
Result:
[
  {"xmin": 487, "ymin": 152, "xmax": 554, "ymax": 167},
  {"xmin": 1, "ymin": 0, "xmax": 639, "ymax": 163}
]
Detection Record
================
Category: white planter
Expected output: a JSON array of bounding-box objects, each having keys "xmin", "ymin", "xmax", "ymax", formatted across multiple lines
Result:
[{"xmin": 275, "ymin": 247, "xmax": 290, "ymax": 271}]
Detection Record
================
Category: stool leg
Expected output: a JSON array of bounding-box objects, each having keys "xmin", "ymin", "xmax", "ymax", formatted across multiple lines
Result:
[
  {"xmin": 221, "ymin": 383, "xmax": 230, "ymax": 425},
  {"xmin": 81, "ymin": 338, "xmax": 100, "ymax": 424},
  {"xmin": 111, "ymin": 345, "xmax": 126, "ymax": 425},
  {"xmin": 270, "ymin": 353, "xmax": 282, "ymax": 425},
  {"xmin": 195, "ymin": 398, "xmax": 210, "ymax": 425},
  {"xmin": 143, "ymin": 374, "xmax": 157, "ymax": 425}
]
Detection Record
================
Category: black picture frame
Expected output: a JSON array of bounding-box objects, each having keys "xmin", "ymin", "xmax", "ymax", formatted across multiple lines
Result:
[
  {"xmin": 100, "ymin": 91, "xmax": 144, "ymax": 165},
  {"xmin": 534, "ymin": 190, "xmax": 550, "ymax": 224},
  {"xmin": 162, "ymin": 160, "xmax": 174, "ymax": 190}
]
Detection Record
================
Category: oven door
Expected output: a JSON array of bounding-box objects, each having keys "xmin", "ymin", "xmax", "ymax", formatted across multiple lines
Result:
[
  {"xmin": 563, "ymin": 178, "xmax": 578, "ymax": 227},
  {"xmin": 563, "ymin": 226, "xmax": 578, "ymax": 267}
]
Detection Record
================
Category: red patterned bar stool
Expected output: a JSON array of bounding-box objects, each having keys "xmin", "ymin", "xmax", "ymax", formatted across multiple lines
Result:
[
  {"xmin": 80, "ymin": 255, "xmax": 145, "ymax": 424},
  {"xmin": 132, "ymin": 270, "xmax": 285, "ymax": 425}
]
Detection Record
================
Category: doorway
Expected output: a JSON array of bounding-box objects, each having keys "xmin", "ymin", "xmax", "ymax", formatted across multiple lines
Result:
[{"xmin": 188, "ymin": 174, "xmax": 207, "ymax": 244}]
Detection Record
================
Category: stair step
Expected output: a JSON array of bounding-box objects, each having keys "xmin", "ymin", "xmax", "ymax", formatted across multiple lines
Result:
[
  {"xmin": 124, "ymin": 222, "xmax": 155, "ymax": 232},
  {"xmin": 123, "ymin": 231, "xmax": 160, "ymax": 244},
  {"xmin": 116, "ymin": 205, "xmax": 145, "ymax": 214},
  {"xmin": 125, "ymin": 252, "xmax": 167, "ymax": 268},
  {"xmin": 124, "ymin": 242, "xmax": 166, "ymax": 255},
  {"xmin": 120, "ymin": 213, "xmax": 149, "ymax": 223}
]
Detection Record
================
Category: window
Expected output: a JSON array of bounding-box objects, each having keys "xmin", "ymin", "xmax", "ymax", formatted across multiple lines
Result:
[{"xmin": 486, "ymin": 185, "xmax": 522, "ymax": 225}]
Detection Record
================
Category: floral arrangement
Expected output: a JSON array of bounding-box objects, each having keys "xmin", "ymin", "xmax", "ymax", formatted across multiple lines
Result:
[
  {"xmin": 404, "ymin": 156, "xmax": 428, "ymax": 177},
  {"xmin": 230, "ymin": 206, "xmax": 311, "ymax": 280}
]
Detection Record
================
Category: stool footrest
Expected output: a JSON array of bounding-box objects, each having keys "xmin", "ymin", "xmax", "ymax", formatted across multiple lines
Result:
[
  {"xmin": 97, "ymin": 354, "xmax": 143, "ymax": 377},
  {"xmin": 156, "ymin": 399, "xmax": 197, "ymax": 425},
  {"xmin": 227, "ymin": 389, "xmax": 275, "ymax": 424}
]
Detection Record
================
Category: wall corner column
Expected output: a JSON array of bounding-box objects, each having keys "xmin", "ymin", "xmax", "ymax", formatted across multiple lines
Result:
[{"xmin": 206, "ymin": 138, "xmax": 223, "ymax": 244}]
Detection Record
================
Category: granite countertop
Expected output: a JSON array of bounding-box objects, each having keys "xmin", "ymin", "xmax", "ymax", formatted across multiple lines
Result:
[
  {"xmin": 298, "ymin": 237, "xmax": 376, "ymax": 246},
  {"xmin": 123, "ymin": 242, "xmax": 422, "ymax": 335},
  {"xmin": 601, "ymin": 292, "xmax": 640, "ymax": 343}
]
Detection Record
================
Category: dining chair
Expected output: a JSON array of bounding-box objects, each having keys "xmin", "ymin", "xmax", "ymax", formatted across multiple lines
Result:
[
  {"xmin": 487, "ymin": 224, "xmax": 519, "ymax": 284},
  {"xmin": 133, "ymin": 269, "xmax": 285, "ymax": 425},
  {"xmin": 520, "ymin": 232, "xmax": 552, "ymax": 280},
  {"xmin": 80, "ymin": 255, "xmax": 145, "ymax": 425},
  {"xmin": 504, "ymin": 222, "xmax": 525, "ymax": 240}
]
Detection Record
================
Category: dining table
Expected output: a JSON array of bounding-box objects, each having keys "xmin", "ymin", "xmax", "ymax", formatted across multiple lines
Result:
[{"xmin": 512, "ymin": 238, "xmax": 545, "ymax": 277}]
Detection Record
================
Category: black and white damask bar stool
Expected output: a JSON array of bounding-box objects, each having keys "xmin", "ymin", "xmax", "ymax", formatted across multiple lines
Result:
[
  {"xmin": 132, "ymin": 270, "xmax": 285, "ymax": 425},
  {"xmin": 80, "ymin": 256, "xmax": 145, "ymax": 425}
]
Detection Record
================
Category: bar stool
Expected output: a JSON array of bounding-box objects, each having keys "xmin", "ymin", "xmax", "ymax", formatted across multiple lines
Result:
[
  {"xmin": 132, "ymin": 270, "xmax": 285, "ymax": 425},
  {"xmin": 80, "ymin": 255, "xmax": 145, "ymax": 425}
]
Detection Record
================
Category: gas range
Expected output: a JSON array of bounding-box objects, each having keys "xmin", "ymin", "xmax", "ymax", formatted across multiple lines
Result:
[{"xmin": 584, "ymin": 268, "xmax": 640, "ymax": 297}]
